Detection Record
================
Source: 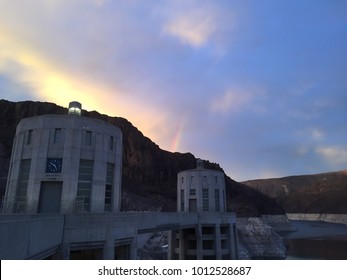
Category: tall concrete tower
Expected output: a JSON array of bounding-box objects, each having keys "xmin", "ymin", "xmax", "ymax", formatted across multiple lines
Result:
[
  {"xmin": 3, "ymin": 102, "xmax": 122, "ymax": 214},
  {"xmin": 169, "ymin": 160, "xmax": 237, "ymax": 260}
]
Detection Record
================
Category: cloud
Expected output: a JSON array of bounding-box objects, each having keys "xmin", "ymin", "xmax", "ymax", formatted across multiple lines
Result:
[
  {"xmin": 296, "ymin": 128, "xmax": 325, "ymax": 142},
  {"xmin": 289, "ymin": 82, "xmax": 315, "ymax": 96},
  {"xmin": 211, "ymin": 89, "xmax": 251, "ymax": 113},
  {"xmin": 315, "ymin": 146, "xmax": 347, "ymax": 165},
  {"xmin": 93, "ymin": 0, "xmax": 109, "ymax": 6},
  {"xmin": 0, "ymin": 0, "xmax": 238, "ymax": 153},
  {"xmin": 0, "ymin": 27, "xmax": 109, "ymax": 109},
  {"xmin": 0, "ymin": 1, "xmax": 180, "ymax": 147},
  {"xmin": 296, "ymin": 146, "xmax": 310, "ymax": 156},
  {"xmin": 163, "ymin": 13, "xmax": 217, "ymax": 47},
  {"xmin": 210, "ymin": 86, "xmax": 265, "ymax": 114},
  {"xmin": 0, "ymin": 0, "xmax": 346, "ymax": 182},
  {"xmin": 159, "ymin": 0, "xmax": 233, "ymax": 49},
  {"xmin": 310, "ymin": 128, "xmax": 324, "ymax": 141},
  {"xmin": 0, "ymin": 36, "xmax": 173, "ymax": 148}
]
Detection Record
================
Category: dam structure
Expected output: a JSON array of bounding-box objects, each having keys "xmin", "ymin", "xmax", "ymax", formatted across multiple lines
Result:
[
  {"xmin": 169, "ymin": 160, "xmax": 237, "ymax": 259},
  {"xmin": 0, "ymin": 102, "xmax": 237, "ymax": 260}
]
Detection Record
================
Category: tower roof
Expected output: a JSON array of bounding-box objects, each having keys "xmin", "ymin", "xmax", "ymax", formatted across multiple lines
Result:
[{"xmin": 68, "ymin": 101, "xmax": 82, "ymax": 116}]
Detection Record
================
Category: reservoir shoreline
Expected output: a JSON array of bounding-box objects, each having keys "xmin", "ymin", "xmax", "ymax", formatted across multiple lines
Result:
[{"xmin": 281, "ymin": 220, "xmax": 347, "ymax": 260}]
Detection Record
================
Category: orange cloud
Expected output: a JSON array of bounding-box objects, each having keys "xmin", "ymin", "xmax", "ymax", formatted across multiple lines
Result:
[{"xmin": 0, "ymin": 24, "xmax": 175, "ymax": 151}]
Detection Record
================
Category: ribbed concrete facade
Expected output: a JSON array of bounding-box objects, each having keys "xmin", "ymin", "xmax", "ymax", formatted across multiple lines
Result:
[
  {"xmin": 169, "ymin": 160, "xmax": 237, "ymax": 260},
  {"xmin": 3, "ymin": 113, "xmax": 122, "ymax": 214},
  {"xmin": 177, "ymin": 159, "xmax": 226, "ymax": 213}
]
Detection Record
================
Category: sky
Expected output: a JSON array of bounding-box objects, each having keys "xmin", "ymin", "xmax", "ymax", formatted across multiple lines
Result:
[{"xmin": 0, "ymin": 0, "xmax": 346, "ymax": 181}]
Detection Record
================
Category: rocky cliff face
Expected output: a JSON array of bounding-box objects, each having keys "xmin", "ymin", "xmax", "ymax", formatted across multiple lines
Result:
[
  {"xmin": 237, "ymin": 217, "xmax": 287, "ymax": 259},
  {"xmin": 243, "ymin": 170, "xmax": 347, "ymax": 214},
  {"xmin": 0, "ymin": 99, "xmax": 284, "ymax": 217}
]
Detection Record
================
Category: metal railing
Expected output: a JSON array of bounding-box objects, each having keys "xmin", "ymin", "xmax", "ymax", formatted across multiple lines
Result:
[
  {"xmin": 0, "ymin": 197, "xmax": 26, "ymax": 214},
  {"xmin": 74, "ymin": 196, "xmax": 89, "ymax": 213}
]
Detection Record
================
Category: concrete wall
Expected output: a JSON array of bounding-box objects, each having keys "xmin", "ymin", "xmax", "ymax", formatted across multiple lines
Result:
[
  {"xmin": 0, "ymin": 212, "xmax": 237, "ymax": 260},
  {"xmin": 0, "ymin": 214, "xmax": 64, "ymax": 259}
]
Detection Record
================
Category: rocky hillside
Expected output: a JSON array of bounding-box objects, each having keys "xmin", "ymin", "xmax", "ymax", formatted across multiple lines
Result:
[
  {"xmin": 0, "ymin": 99, "xmax": 284, "ymax": 217},
  {"xmin": 243, "ymin": 170, "xmax": 347, "ymax": 214}
]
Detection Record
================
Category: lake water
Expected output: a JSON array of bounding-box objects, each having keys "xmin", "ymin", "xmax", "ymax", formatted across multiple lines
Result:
[{"xmin": 282, "ymin": 220, "xmax": 347, "ymax": 260}]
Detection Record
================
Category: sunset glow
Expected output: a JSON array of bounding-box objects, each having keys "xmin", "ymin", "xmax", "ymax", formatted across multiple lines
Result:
[{"xmin": 1, "ymin": 0, "xmax": 346, "ymax": 180}]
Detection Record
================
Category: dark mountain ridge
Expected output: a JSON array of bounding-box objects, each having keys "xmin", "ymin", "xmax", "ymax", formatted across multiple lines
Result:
[
  {"xmin": 0, "ymin": 99, "xmax": 284, "ymax": 217},
  {"xmin": 243, "ymin": 170, "xmax": 347, "ymax": 214}
]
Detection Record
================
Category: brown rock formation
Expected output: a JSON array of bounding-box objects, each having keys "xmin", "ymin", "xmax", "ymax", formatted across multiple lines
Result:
[{"xmin": 243, "ymin": 170, "xmax": 347, "ymax": 214}]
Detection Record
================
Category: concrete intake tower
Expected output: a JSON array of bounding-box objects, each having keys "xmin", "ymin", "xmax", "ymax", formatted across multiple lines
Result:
[{"xmin": 168, "ymin": 159, "xmax": 238, "ymax": 259}]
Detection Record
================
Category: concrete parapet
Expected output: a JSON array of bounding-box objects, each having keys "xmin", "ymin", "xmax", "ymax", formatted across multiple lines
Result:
[
  {"xmin": 0, "ymin": 212, "xmax": 237, "ymax": 259},
  {"xmin": 0, "ymin": 214, "xmax": 64, "ymax": 259}
]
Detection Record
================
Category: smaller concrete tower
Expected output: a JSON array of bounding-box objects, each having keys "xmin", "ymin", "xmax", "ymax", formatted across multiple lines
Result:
[
  {"xmin": 177, "ymin": 159, "xmax": 226, "ymax": 213},
  {"xmin": 169, "ymin": 160, "xmax": 237, "ymax": 260}
]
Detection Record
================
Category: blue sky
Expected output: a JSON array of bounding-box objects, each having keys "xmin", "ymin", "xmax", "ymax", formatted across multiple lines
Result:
[{"xmin": 0, "ymin": 0, "xmax": 346, "ymax": 181}]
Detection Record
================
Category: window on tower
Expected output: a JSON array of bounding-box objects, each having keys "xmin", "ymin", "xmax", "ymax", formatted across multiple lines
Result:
[
  {"xmin": 202, "ymin": 189, "xmax": 209, "ymax": 211},
  {"xmin": 109, "ymin": 136, "xmax": 114, "ymax": 150},
  {"xmin": 27, "ymin": 130, "xmax": 33, "ymax": 145},
  {"xmin": 104, "ymin": 163, "xmax": 114, "ymax": 211},
  {"xmin": 54, "ymin": 128, "xmax": 62, "ymax": 144},
  {"xmin": 76, "ymin": 159, "xmax": 94, "ymax": 212},
  {"xmin": 85, "ymin": 131, "xmax": 92, "ymax": 145},
  {"xmin": 180, "ymin": 190, "xmax": 185, "ymax": 211},
  {"xmin": 215, "ymin": 189, "xmax": 220, "ymax": 212}
]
